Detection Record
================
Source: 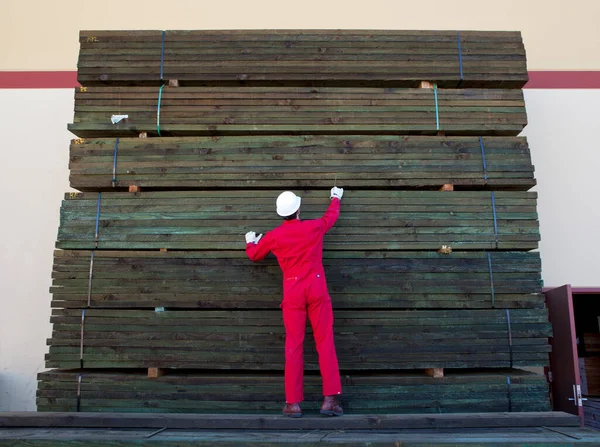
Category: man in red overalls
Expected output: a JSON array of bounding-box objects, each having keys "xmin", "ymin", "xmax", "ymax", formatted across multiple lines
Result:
[{"xmin": 245, "ymin": 187, "xmax": 344, "ymax": 418}]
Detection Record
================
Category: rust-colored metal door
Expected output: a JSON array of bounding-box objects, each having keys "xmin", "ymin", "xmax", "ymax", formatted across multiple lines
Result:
[{"xmin": 546, "ymin": 284, "xmax": 584, "ymax": 421}]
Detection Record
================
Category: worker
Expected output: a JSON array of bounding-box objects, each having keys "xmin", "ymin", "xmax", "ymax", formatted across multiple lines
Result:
[{"xmin": 245, "ymin": 187, "xmax": 345, "ymax": 418}]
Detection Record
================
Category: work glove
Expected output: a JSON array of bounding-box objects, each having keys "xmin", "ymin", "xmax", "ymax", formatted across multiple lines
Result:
[
  {"xmin": 245, "ymin": 231, "xmax": 263, "ymax": 244},
  {"xmin": 330, "ymin": 186, "xmax": 344, "ymax": 200}
]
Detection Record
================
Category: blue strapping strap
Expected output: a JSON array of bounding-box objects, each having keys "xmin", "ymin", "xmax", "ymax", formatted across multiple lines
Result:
[
  {"xmin": 506, "ymin": 309, "xmax": 513, "ymax": 368},
  {"xmin": 87, "ymin": 250, "xmax": 95, "ymax": 308},
  {"xmin": 157, "ymin": 84, "xmax": 165, "ymax": 136},
  {"xmin": 160, "ymin": 30, "xmax": 166, "ymax": 81},
  {"xmin": 487, "ymin": 252, "xmax": 496, "ymax": 308},
  {"xmin": 79, "ymin": 309, "xmax": 86, "ymax": 369},
  {"xmin": 111, "ymin": 138, "xmax": 119, "ymax": 187},
  {"xmin": 491, "ymin": 192, "xmax": 499, "ymax": 249},
  {"xmin": 457, "ymin": 33, "xmax": 464, "ymax": 86},
  {"xmin": 479, "ymin": 136, "xmax": 488, "ymax": 182},
  {"xmin": 506, "ymin": 376, "xmax": 512, "ymax": 412},
  {"xmin": 94, "ymin": 193, "xmax": 101, "ymax": 247},
  {"xmin": 433, "ymin": 83, "xmax": 440, "ymax": 131}
]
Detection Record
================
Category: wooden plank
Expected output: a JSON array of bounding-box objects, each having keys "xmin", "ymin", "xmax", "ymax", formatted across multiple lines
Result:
[
  {"xmin": 33, "ymin": 369, "xmax": 549, "ymax": 415},
  {"xmin": 67, "ymin": 135, "xmax": 535, "ymax": 191},
  {"xmin": 44, "ymin": 308, "xmax": 552, "ymax": 370},
  {"xmin": 2, "ymin": 409, "xmax": 580, "ymax": 430},
  {"xmin": 68, "ymin": 87, "xmax": 527, "ymax": 138},
  {"xmin": 76, "ymin": 30, "xmax": 528, "ymax": 88},
  {"xmin": 50, "ymin": 250, "xmax": 543, "ymax": 310},
  {"xmin": 55, "ymin": 190, "xmax": 540, "ymax": 251}
]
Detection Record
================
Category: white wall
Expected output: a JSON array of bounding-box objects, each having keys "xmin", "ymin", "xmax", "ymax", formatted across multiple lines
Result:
[
  {"xmin": 0, "ymin": 89, "xmax": 74, "ymax": 410},
  {"xmin": 522, "ymin": 90, "xmax": 600, "ymax": 287}
]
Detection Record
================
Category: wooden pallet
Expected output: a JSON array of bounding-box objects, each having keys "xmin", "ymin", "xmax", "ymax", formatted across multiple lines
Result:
[
  {"xmin": 68, "ymin": 86, "xmax": 527, "ymax": 138},
  {"xmin": 68, "ymin": 135, "xmax": 535, "ymax": 191},
  {"xmin": 55, "ymin": 190, "xmax": 540, "ymax": 251},
  {"xmin": 76, "ymin": 30, "xmax": 528, "ymax": 88}
]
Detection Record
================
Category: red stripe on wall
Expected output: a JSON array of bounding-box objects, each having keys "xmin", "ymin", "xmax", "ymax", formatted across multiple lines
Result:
[
  {"xmin": 0, "ymin": 71, "xmax": 79, "ymax": 88},
  {"xmin": 526, "ymin": 71, "xmax": 600, "ymax": 89},
  {"xmin": 1, "ymin": 70, "xmax": 600, "ymax": 89}
]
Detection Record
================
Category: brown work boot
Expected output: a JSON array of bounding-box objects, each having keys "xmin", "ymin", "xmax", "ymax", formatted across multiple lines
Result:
[
  {"xmin": 282, "ymin": 402, "xmax": 303, "ymax": 418},
  {"xmin": 320, "ymin": 395, "xmax": 343, "ymax": 416}
]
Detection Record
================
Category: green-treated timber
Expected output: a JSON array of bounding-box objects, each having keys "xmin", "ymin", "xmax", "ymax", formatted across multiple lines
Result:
[
  {"xmin": 68, "ymin": 87, "xmax": 527, "ymax": 138},
  {"xmin": 69, "ymin": 135, "xmax": 535, "ymax": 191},
  {"xmin": 77, "ymin": 30, "xmax": 528, "ymax": 88},
  {"xmin": 36, "ymin": 369, "xmax": 548, "ymax": 414},
  {"xmin": 45, "ymin": 308, "xmax": 551, "ymax": 370},
  {"xmin": 51, "ymin": 250, "xmax": 543, "ymax": 309},
  {"xmin": 56, "ymin": 190, "xmax": 540, "ymax": 251}
]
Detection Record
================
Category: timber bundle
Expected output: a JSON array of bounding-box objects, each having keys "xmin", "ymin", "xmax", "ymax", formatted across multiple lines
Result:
[{"xmin": 40, "ymin": 29, "xmax": 551, "ymax": 414}]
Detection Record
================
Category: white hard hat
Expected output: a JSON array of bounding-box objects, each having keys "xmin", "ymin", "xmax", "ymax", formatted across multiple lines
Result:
[{"xmin": 276, "ymin": 191, "xmax": 301, "ymax": 217}]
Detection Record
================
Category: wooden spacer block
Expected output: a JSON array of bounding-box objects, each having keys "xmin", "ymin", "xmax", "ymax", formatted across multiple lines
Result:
[
  {"xmin": 129, "ymin": 185, "xmax": 141, "ymax": 193},
  {"xmin": 139, "ymin": 132, "xmax": 148, "ymax": 139},
  {"xmin": 160, "ymin": 248, "xmax": 168, "ymax": 252},
  {"xmin": 437, "ymin": 131, "xmax": 446, "ymax": 137},
  {"xmin": 148, "ymin": 368, "xmax": 166, "ymax": 379},
  {"xmin": 425, "ymin": 368, "xmax": 444, "ymax": 378},
  {"xmin": 168, "ymin": 79, "xmax": 179, "ymax": 87},
  {"xmin": 419, "ymin": 81, "xmax": 434, "ymax": 89},
  {"xmin": 438, "ymin": 245, "xmax": 452, "ymax": 255},
  {"xmin": 440, "ymin": 184, "xmax": 454, "ymax": 191}
]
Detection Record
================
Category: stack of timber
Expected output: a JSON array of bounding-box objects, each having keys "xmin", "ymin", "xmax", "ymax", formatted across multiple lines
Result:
[
  {"xmin": 68, "ymin": 86, "xmax": 527, "ymax": 137},
  {"xmin": 37, "ymin": 369, "xmax": 550, "ymax": 414},
  {"xmin": 77, "ymin": 30, "xmax": 528, "ymax": 88},
  {"xmin": 45, "ymin": 308, "xmax": 551, "ymax": 370},
  {"xmin": 56, "ymin": 190, "xmax": 540, "ymax": 251},
  {"xmin": 580, "ymin": 358, "xmax": 600, "ymax": 396},
  {"xmin": 50, "ymin": 250, "xmax": 544, "ymax": 310},
  {"xmin": 584, "ymin": 399, "xmax": 600, "ymax": 430},
  {"xmin": 69, "ymin": 135, "xmax": 535, "ymax": 191},
  {"xmin": 39, "ymin": 29, "xmax": 551, "ymax": 415},
  {"xmin": 583, "ymin": 333, "xmax": 600, "ymax": 353}
]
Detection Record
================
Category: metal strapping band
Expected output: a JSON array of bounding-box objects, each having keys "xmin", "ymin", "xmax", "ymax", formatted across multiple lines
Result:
[
  {"xmin": 457, "ymin": 33, "xmax": 464, "ymax": 87},
  {"xmin": 157, "ymin": 84, "xmax": 166, "ymax": 136},
  {"xmin": 160, "ymin": 30, "xmax": 166, "ymax": 81},
  {"xmin": 506, "ymin": 376, "xmax": 512, "ymax": 412},
  {"xmin": 506, "ymin": 309, "xmax": 513, "ymax": 368},
  {"xmin": 491, "ymin": 192, "xmax": 499, "ymax": 249},
  {"xmin": 146, "ymin": 428, "xmax": 168, "ymax": 439},
  {"xmin": 94, "ymin": 193, "xmax": 101, "ymax": 248},
  {"xmin": 479, "ymin": 136, "xmax": 488, "ymax": 182},
  {"xmin": 87, "ymin": 251, "xmax": 95, "ymax": 308},
  {"xmin": 79, "ymin": 309, "xmax": 86, "ymax": 369},
  {"xmin": 76, "ymin": 374, "xmax": 83, "ymax": 412},
  {"xmin": 487, "ymin": 252, "xmax": 495, "ymax": 308},
  {"xmin": 433, "ymin": 83, "xmax": 440, "ymax": 130},
  {"xmin": 111, "ymin": 137, "xmax": 119, "ymax": 187}
]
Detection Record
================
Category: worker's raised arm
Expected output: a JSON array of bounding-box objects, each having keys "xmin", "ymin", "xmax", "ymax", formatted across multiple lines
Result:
[
  {"xmin": 245, "ymin": 231, "xmax": 272, "ymax": 262},
  {"xmin": 318, "ymin": 187, "xmax": 343, "ymax": 233}
]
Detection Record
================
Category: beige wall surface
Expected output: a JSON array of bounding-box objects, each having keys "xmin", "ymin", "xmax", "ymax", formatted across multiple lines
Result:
[
  {"xmin": 0, "ymin": 90, "xmax": 73, "ymax": 410},
  {"xmin": 1, "ymin": 0, "xmax": 600, "ymax": 71},
  {"xmin": 522, "ymin": 90, "xmax": 600, "ymax": 287}
]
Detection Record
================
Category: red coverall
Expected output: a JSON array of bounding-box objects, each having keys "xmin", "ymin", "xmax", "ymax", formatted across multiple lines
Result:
[{"xmin": 246, "ymin": 198, "xmax": 342, "ymax": 404}]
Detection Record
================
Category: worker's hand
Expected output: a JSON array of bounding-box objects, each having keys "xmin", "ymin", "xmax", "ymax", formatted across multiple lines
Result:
[
  {"xmin": 330, "ymin": 186, "xmax": 344, "ymax": 200},
  {"xmin": 245, "ymin": 231, "xmax": 263, "ymax": 244}
]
